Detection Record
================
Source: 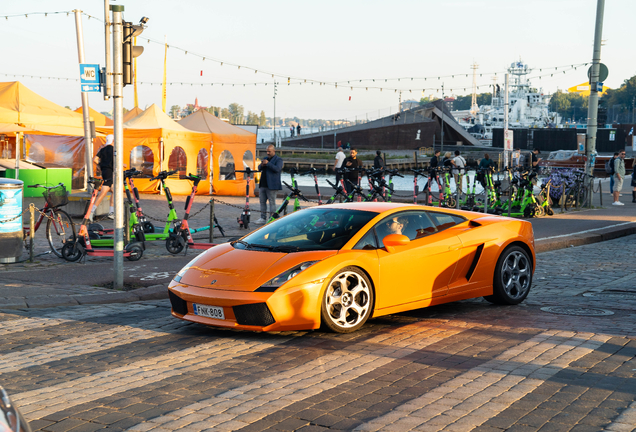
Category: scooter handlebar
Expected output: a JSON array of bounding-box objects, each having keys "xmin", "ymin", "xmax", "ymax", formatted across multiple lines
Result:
[{"xmin": 151, "ymin": 170, "xmax": 178, "ymax": 180}]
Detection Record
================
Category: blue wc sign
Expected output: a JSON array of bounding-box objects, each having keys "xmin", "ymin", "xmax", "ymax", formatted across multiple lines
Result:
[{"xmin": 80, "ymin": 64, "xmax": 101, "ymax": 92}]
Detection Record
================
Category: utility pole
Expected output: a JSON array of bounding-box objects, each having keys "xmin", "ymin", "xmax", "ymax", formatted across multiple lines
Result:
[
  {"xmin": 504, "ymin": 73, "xmax": 510, "ymax": 167},
  {"xmin": 273, "ymin": 81, "xmax": 277, "ymax": 146},
  {"xmin": 585, "ymin": 0, "xmax": 605, "ymax": 191},
  {"xmin": 440, "ymin": 83, "xmax": 445, "ymax": 155},
  {"xmin": 111, "ymin": 4, "xmax": 125, "ymax": 289},
  {"xmin": 399, "ymin": 91, "xmax": 402, "ymax": 113},
  {"xmin": 73, "ymin": 10, "xmax": 93, "ymax": 190}
]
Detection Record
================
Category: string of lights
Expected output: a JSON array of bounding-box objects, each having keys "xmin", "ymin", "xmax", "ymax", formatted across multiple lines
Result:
[
  {"xmin": 2, "ymin": 10, "xmax": 589, "ymax": 95},
  {"xmin": 0, "ymin": 63, "xmax": 584, "ymax": 95}
]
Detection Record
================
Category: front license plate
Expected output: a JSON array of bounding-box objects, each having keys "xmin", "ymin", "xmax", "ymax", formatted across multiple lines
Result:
[{"xmin": 193, "ymin": 303, "xmax": 225, "ymax": 320}]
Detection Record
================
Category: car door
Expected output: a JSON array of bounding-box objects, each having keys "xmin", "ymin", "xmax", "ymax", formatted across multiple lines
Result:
[{"xmin": 375, "ymin": 211, "xmax": 463, "ymax": 310}]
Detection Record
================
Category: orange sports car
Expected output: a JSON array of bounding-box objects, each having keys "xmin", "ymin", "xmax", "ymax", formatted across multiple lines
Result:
[{"xmin": 168, "ymin": 203, "xmax": 535, "ymax": 333}]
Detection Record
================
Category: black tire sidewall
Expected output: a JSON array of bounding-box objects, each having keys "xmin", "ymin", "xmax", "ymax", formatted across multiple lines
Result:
[{"xmin": 320, "ymin": 266, "xmax": 374, "ymax": 333}]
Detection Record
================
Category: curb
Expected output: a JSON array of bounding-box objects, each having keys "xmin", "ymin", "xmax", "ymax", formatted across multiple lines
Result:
[
  {"xmin": 535, "ymin": 226, "xmax": 636, "ymax": 253},
  {"xmin": 0, "ymin": 284, "xmax": 168, "ymax": 310}
]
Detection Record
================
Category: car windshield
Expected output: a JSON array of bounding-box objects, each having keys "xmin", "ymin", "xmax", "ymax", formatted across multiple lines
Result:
[{"xmin": 235, "ymin": 208, "xmax": 378, "ymax": 252}]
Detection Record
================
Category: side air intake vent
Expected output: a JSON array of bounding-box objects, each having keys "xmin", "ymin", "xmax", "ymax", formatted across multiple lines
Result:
[
  {"xmin": 169, "ymin": 291, "xmax": 188, "ymax": 316},
  {"xmin": 233, "ymin": 303, "xmax": 275, "ymax": 327}
]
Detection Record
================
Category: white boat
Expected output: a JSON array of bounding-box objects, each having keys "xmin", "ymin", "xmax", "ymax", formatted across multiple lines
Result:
[{"xmin": 453, "ymin": 61, "xmax": 561, "ymax": 145}]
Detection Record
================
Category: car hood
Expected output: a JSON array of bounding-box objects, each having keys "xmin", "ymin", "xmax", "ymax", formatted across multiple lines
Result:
[{"xmin": 179, "ymin": 244, "xmax": 336, "ymax": 291}]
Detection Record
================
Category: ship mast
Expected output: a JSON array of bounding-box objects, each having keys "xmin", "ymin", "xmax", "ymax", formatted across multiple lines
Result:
[{"xmin": 470, "ymin": 62, "xmax": 479, "ymax": 116}]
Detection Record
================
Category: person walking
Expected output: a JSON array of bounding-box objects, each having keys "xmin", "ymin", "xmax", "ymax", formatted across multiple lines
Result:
[
  {"xmin": 613, "ymin": 149, "xmax": 626, "ymax": 206},
  {"xmin": 296, "ymin": 124, "xmax": 301, "ymax": 136},
  {"xmin": 334, "ymin": 145, "xmax": 346, "ymax": 186},
  {"xmin": 255, "ymin": 145, "xmax": 283, "ymax": 223},
  {"xmin": 290, "ymin": 125, "xmax": 294, "ymax": 137},
  {"xmin": 608, "ymin": 152, "xmax": 618, "ymax": 195},
  {"xmin": 90, "ymin": 134, "xmax": 115, "ymax": 221},
  {"xmin": 422, "ymin": 150, "xmax": 440, "ymax": 191},
  {"xmin": 343, "ymin": 148, "xmax": 360, "ymax": 194},
  {"xmin": 373, "ymin": 150, "xmax": 384, "ymax": 169}
]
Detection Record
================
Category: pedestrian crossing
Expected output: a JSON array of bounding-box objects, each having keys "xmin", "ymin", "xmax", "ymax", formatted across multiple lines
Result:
[{"xmin": 0, "ymin": 301, "xmax": 633, "ymax": 432}]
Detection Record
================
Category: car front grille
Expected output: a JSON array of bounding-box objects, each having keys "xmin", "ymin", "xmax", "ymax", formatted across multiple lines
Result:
[
  {"xmin": 169, "ymin": 291, "xmax": 188, "ymax": 316},
  {"xmin": 233, "ymin": 303, "xmax": 275, "ymax": 327}
]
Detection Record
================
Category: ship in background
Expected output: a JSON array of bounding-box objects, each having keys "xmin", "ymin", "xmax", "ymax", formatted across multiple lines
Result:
[{"xmin": 452, "ymin": 61, "xmax": 561, "ymax": 145}]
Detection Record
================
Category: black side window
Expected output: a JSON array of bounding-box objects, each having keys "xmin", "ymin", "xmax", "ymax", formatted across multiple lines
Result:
[
  {"xmin": 354, "ymin": 230, "xmax": 379, "ymax": 250},
  {"xmin": 427, "ymin": 212, "xmax": 466, "ymax": 232}
]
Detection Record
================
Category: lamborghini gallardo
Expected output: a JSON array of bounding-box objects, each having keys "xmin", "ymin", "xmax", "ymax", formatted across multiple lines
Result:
[{"xmin": 168, "ymin": 203, "xmax": 535, "ymax": 333}]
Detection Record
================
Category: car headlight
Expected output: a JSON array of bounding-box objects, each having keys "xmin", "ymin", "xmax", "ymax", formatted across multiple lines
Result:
[
  {"xmin": 173, "ymin": 253, "xmax": 207, "ymax": 283},
  {"xmin": 256, "ymin": 261, "xmax": 319, "ymax": 292}
]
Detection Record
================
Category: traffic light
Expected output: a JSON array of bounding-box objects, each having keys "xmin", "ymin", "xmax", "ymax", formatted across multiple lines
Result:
[{"xmin": 123, "ymin": 21, "xmax": 145, "ymax": 86}]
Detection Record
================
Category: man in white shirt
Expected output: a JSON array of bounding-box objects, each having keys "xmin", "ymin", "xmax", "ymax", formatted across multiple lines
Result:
[
  {"xmin": 334, "ymin": 144, "xmax": 346, "ymax": 185},
  {"xmin": 452, "ymin": 150, "xmax": 466, "ymax": 198}
]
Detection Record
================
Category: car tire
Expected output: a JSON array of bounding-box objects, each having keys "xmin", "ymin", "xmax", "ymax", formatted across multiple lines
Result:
[
  {"xmin": 321, "ymin": 267, "xmax": 374, "ymax": 333},
  {"xmin": 484, "ymin": 245, "xmax": 532, "ymax": 305}
]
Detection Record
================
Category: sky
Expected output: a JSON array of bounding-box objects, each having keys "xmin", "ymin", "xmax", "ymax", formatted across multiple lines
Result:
[{"xmin": 1, "ymin": 0, "xmax": 633, "ymax": 122}]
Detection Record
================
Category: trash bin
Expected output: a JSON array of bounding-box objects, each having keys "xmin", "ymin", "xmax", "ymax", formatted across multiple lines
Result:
[{"xmin": 0, "ymin": 178, "xmax": 24, "ymax": 263}]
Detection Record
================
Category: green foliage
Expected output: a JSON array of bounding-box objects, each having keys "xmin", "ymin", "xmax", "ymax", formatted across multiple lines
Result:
[
  {"xmin": 170, "ymin": 105, "xmax": 180, "ymax": 118},
  {"xmin": 259, "ymin": 111, "xmax": 266, "ymax": 127},
  {"xmin": 549, "ymin": 90, "xmax": 588, "ymax": 122},
  {"xmin": 228, "ymin": 103, "xmax": 244, "ymax": 123}
]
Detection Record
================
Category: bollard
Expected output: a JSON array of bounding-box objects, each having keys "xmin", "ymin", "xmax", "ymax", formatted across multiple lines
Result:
[
  {"xmin": 599, "ymin": 180, "xmax": 602, "ymax": 207},
  {"xmin": 29, "ymin": 203, "xmax": 35, "ymax": 263},
  {"xmin": 209, "ymin": 199, "xmax": 214, "ymax": 243},
  {"xmin": 561, "ymin": 183, "xmax": 565, "ymax": 213}
]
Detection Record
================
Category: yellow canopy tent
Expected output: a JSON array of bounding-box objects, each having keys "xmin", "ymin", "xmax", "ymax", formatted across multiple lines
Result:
[
  {"xmin": 75, "ymin": 107, "xmax": 113, "ymax": 126},
  {"xmin": 0, "ymin": 81, "xmax": 87, "ymax": 136},
  {"xmin": 0, "ymin": 82, "xmax": 102, "ymax": 187},
  {"xmin": 178, "ymin": 109, "xmax": 257, "ymax": 196},
  {"xmin": 97, "ymin": 104, "xmax": 213, "ymax": 195},
  {"xmin": 123, "ymin": 106, "xmax": 144, "ymax": 123}
]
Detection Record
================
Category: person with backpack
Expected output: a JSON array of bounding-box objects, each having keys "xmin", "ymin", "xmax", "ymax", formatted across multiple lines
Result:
[{"xmin": 606, "ymin": 152, "xmax": 619, "ymax": 194}]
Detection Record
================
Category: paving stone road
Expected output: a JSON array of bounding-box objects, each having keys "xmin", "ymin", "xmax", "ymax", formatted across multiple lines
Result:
[{"xmin": 1, "ymin": 235, "xmax": 635, "ymax": 432}]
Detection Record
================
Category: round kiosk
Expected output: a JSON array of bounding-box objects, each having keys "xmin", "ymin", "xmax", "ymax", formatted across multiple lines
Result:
[{"xmin": 0, "ymin": 178, "xmax": 24, "ymax": 263}]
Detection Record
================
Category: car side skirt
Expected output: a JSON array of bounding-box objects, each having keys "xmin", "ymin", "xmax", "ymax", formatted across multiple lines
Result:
[{"xmin": 371, "ymin": 285, "xmax": 492, "ymax": 318}]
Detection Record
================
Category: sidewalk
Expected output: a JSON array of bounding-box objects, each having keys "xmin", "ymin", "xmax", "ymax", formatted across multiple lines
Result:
[{"xmin": 3, "ymin": 180, "xmax": 635, "ymax": 310}]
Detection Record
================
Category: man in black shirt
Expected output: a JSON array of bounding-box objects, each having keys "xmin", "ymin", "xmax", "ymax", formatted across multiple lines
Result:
[
  {"xmin": 343, "ymin": 149, "xmax": 360, "ymax": 194},
  {"xmin": 422, "ymin": 150, "xmax": 440, "ymax": 190},
  {"xmin": 532, "ymin": 149, "xmax": 542, "ymax": 172},
  {"xmin": 90, "ymin": 134, "xmax": 115, "ymax": 221},
  {"xmin": 373, "ymin": 151, "xmax": 384, "ymax": 169}
]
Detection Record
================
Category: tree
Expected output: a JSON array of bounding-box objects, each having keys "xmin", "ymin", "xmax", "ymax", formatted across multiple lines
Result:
[
  {"xmin": 259, "ymin": 111, "xmax": 267, "ymax": 127},
  {"xmin": 170, "ymin": 105, "xmax": 181, "ymax": 119},
  {"xmin": 228, "ymin": 103, "xmax": 244, "ymax": 124},
  {"xmin": 246, "ymin": 111, "xmax": 259, "ymax": 125},
  {"xmin": 220, "ymin": 108, "xmax": 231, "ymax": 120}
]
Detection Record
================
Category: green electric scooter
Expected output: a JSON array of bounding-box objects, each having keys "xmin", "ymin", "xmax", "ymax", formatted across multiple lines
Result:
[{"xmin": 88, "ymin": 169, "xmax": 183, "ymax": 245}]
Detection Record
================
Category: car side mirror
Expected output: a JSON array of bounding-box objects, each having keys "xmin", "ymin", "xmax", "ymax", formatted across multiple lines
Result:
[{"xmin": 383, "ymin": 234, "xmax": 410, "ymax": 253}]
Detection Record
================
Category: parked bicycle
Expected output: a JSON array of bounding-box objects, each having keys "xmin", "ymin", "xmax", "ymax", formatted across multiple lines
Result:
[{"xmin": 23, "ymin": 183, "xmax": 76, "ymax": 258}]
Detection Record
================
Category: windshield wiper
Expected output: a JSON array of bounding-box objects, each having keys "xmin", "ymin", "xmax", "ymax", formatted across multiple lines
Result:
[
  {"xmin": 249, "ymin": 243, "xmax": 275, "ymax": 251},
  {"xmin": 271, "ymin": 245, "xmax": 300, "ymax": 253}
]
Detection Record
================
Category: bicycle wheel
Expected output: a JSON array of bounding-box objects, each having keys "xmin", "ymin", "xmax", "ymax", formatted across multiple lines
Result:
[{"xmin": 46, "ymin": 209, "xmax": 76, "ymax": 258}]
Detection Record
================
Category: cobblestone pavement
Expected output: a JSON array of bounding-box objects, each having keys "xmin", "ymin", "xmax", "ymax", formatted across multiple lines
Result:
[{"xmin": 0, "ymin": 235, "xmax": 635, "ymax": 431}]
